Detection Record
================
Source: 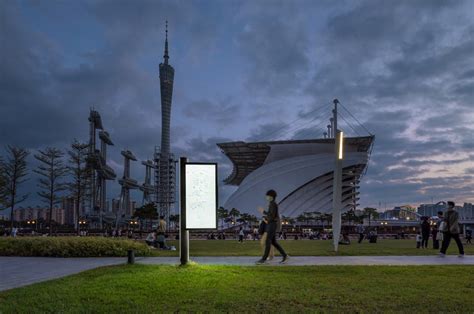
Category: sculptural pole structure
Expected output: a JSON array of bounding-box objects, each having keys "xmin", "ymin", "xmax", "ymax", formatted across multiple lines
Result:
[
  {"xmin": 140, "ymin": 160, "xmax": 155, "ymax": 205},
  {"xmin": 87, "ymin": 110, "xmax": 116, "ymax": 228},
  {"xmin": 117, "ymin": 150, "xmax": 139, "ymax": 229}
]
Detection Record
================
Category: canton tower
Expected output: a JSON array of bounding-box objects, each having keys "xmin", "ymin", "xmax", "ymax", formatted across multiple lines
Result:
[{"xmin": 155, "ymin": 21, "xmax": 176, "ymax": 221}]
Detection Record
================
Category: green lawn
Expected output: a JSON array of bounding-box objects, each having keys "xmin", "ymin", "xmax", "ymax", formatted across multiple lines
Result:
[
  {"xmin": 1, "ymin": 264, "xmax": 473, "ymax": 312},
  {"xmin": 151, "ymin": 239, "xmax": 474, "ymax": 256},
  {"xmin": 1, "ymin": 237, "xmax": 471, "ymax": 257}
]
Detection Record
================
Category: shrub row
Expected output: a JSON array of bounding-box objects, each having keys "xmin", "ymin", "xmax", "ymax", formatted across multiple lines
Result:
[{"xmin": 0, "ymin": 237, "xmax": 153, "ymax": 257}]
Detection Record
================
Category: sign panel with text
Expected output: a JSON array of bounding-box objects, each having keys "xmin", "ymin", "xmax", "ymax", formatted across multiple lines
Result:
[{"xmin": 185, "ymin": 163, "xmax": 218, "ymax": 230}]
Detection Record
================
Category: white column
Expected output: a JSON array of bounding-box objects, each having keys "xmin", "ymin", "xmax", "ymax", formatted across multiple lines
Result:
[{"xmin": 332, "ymin": 130, "xmax": 343, "ymax": 252}]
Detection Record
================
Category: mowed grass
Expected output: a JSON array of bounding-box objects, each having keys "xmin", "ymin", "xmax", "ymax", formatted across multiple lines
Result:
[
  {"xmin": 1, "ymin": 264, "xmax": 473, "ymax": 313},
  {"xmin": 151, "ymin": 239, "xmax": 474, "ymax": 256}
]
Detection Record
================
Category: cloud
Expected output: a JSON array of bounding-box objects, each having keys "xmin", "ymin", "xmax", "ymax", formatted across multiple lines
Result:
[
  {"xmin": 245, "ymin": 122, "xmax": 289, "ymax": 142},
  {"xmin": 235, "ymin": 2, "xmax": 310, "ymax": 95},
  {"xmin": 1, "ymin": 0, "xmax": 473, "ymax": 211},
  {"xmin": 182, "ymin": 99, "xmax": 241, "ymax": 126}
]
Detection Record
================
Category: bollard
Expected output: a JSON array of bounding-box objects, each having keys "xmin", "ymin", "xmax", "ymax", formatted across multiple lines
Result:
[{"xmin": 127, "ymin": 249, "xmax": 135, "ymax": 264}]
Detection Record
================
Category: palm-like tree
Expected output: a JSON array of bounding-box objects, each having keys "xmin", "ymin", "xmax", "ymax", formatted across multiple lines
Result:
[
  {"xmin": 169, "ymin": 214, "xmax": 179, "ymax": 231},
  {"xmin": 133, "ymin": 203, "xmax": 158, "ymax": 231},
  {"xmin": 363, "ymin": 207, "xmax": 379, "ymax": 227},
  {"xmin": 296, "ymin": 213, "xmax": 306, "ymax": 224},
  {"xmin": 311, "ymin": 211, "xmax": 322, "ymax": 226},
  {"xmin": 229, "ymin": 208, "xmax": 241, "ymax": 224},
  {"xmin": 217, "ymin": 206, "xmax": 229, "ymax": 229},
  {"xmin": 248, "ymin": 214, "xmax": 259, "ymax": 226},
  {"xmin": 303, "ymin": 212, "xmax": 314, "ymax": 225},
  {"xmin": 237, "ymin": 213, "xmax": 252, "ymax": 226},
  {"xmin": 321, "ymin": 213, "xmax": 332, "ymax": 229},
  {"xmin": 343, "ymin": 209, "xmax": 357, "ymax": 226}
]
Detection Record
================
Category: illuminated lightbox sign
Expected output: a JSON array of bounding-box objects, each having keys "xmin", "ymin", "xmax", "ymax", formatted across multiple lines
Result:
[{"xmin": 185, "ymin": 163, "xmax": 218, "ymax": 229}]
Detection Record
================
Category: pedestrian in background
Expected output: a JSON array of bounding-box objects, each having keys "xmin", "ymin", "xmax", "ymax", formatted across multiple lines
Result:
[
  {"xmin": 433, "ymin": 211, "xmax": 444, "ymax": 250},
  {"xmin": 416, "ymin": 232, "xmax": 422, "ymax": 249},
  {"xmin": 421, "ymin": 217, "xmax": 430, "ymax": 249},
  {"xmin": 356, "ymin": 223, "xmax": 365, "ymax": 243},
  {"xmin": 465, "ymin": 230, "xmax": 472, "ymax": 244},
  {"xmin": 157, "ymin": 216, "xmax": 166, "ymax": 235},
  {"xmin": 253, "ymin": 226, "xmax": 259, "ymax": 240},
  {"xmin": 238, "ymin": 227, "xmax": 244, "ymax": 243}
]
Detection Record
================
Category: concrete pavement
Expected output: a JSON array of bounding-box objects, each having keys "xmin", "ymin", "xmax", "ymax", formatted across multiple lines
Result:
[
  {"xmin": 0, "ymin": 257, "xmax": 124, "ymax": 291},
  {"xmin": 1, "ymin": 255, "xmax": 472, "ymax": 291}
]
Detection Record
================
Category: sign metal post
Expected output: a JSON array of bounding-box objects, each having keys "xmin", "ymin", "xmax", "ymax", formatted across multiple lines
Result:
[{"xmin": 179, "ymin": 157, "xmax": 189, "ymax": 265}]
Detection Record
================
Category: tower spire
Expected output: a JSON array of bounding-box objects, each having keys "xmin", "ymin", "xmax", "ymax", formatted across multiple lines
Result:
[{"xmin": 163, "ymin": 20, "xmax": 169, "ymax": 64}]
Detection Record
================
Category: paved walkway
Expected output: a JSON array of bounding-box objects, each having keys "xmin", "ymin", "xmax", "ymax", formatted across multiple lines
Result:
[
  {"xmin": 1, "ymin": 255, "xmax": 473, "ymax": 291},
  {"xmin": 0, "ymin": 257, "xmax": 124, "ymax": 291}
]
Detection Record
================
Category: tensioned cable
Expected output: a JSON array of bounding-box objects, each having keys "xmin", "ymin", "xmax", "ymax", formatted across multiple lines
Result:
[
  {"xmin": 337, "ymin": 112, "xmax": 362, "ymax": 137},
  {"xmin": 339, "ymin": 102, "xmax": 373, "ymax": 135},
  {"xmin": 268, "ymin": 114, "xmax": 328, "ymax": 141},
  {"xmin": 254, "ymin": 102, "xmax": 330, "ymax": 142},
  {"xmin": 286, "ymin": 115, "xmax": 332, "ymax": 140},
  {"xmin": 259, "ymin": 104, "xmax": 330, "ymax": 142}
]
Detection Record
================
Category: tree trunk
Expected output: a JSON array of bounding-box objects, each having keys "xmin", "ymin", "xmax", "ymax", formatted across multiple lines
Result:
[
  {"xmin": 10, "ymin": 179, "xmax": 16, "ymax": 229},
  {"xmin": 9, "ymin": 200, "xmax": 15, "ymax": 229},
  {"xmin": 76, "ymin": 195, "xmax": 81, "ymax": 236},
  {"xmin": 49, "ymin": 197, "xmax": 53, "ymax": 236}
]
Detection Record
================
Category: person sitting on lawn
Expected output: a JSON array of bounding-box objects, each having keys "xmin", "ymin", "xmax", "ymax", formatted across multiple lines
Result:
[
  {"xmin": 145, "ymin": 231, "xmax": 156, "ymax": 247},
  {"xmin": 339, "ymin": 232, "xmax": 351, "ymax": 245},
  {"xmin": 156, "ymin": 233, "xmax": 170, "ymax": 249}
]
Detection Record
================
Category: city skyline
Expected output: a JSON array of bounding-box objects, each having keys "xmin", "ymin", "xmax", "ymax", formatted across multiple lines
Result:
[{"xmin": 1, "ymin": 0, "xmax": 473, "ymax": 211}]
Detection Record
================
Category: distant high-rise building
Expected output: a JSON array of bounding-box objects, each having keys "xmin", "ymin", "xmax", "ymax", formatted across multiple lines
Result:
[
  {"xmin": 155, "ymin": 21, "xmax": 176, "ymax": 220},
  {"xmin": 63, "ymin": 197, "xmax": 76, "ymax": 225},
  {"xmin": 12, "ymin": 206, "xmax": 65, "ymax": 225},
  {"xmin": 111, "ymin": 198, "xmax": 121, "ymax": 213},
  {"xmin": 418, "ymin": 202, "xmax": 448, "ymax": 217},
  {"xmin": 462, "ymin": 203, "xmax": 474, "ymax": 219}
]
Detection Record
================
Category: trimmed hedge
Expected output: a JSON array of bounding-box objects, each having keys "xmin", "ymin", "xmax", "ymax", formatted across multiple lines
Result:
[{"xmin": 0, "ymin": 237, "xmax": 153, "ymax": 257}]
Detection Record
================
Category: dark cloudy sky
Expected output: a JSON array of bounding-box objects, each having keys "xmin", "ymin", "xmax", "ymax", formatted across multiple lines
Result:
[{"xmin": 1, "ymin": 0, "xmax": 473, "ymax": 213}]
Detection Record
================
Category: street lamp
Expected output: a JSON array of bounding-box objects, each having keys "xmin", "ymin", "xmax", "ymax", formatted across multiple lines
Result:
[
  {"xmin": 332, "ymin": 127, "xmax": 344, "ymax": 253},
  {"xmin": 338, "ymin": 131, "xmax": 344, "ymax": 160},
  {"xmin": 129, "ymin": 221, "xmax": 139, "ymax": 230}
]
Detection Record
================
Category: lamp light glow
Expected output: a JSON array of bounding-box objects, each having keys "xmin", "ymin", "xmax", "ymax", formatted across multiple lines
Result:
[{"xmin": 338, "ymin": 131, "xmax": 344, "ymax": 160}]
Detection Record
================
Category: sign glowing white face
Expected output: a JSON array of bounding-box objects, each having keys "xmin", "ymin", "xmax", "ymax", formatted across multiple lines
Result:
[{"xmin": 185, "ymin": 163, "xmax": 217, "ymax": 229}]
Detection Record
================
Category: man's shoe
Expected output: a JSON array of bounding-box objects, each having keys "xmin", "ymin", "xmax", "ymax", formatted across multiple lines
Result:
[
  {"xmin": 438, "ymin": 252, "xmax": 446, "ymax": 257},
  {"xmin": 458, "ymin": 254, "xmax": 465, "ymax": 257},
  {"xmin": 280, "ymin": 255, "xmax": 290, "ymax": 264},
  {"xmin": 255, "ymin": 259, "xmax": 267, "ymax": 265}
]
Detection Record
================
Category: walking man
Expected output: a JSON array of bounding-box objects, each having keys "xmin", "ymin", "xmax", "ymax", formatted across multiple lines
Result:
[
  {"xmin": 256, "ymin": 190, "xmax": 289, "ymax": 264},
  {"xmin": 433, "ymin": 211, "xmax": 444, "ymax": 250},
  {"xmin": 466, "ymin": 230, "xmax": 472, "ymax": 244},
  {"xmin": 238, "ymin": 227, "xmax": 244, "ymax": 243},
  {"xmin": 356, "ymin": 223, "xmax": 365, "ymax": 243},
  {"xmin": 440, "ymin": 201, "xmax": 464, "ymax": 257},
  {"xmin": 421, "ymin": 217, "xmax": 430, "ymax": 249}
]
